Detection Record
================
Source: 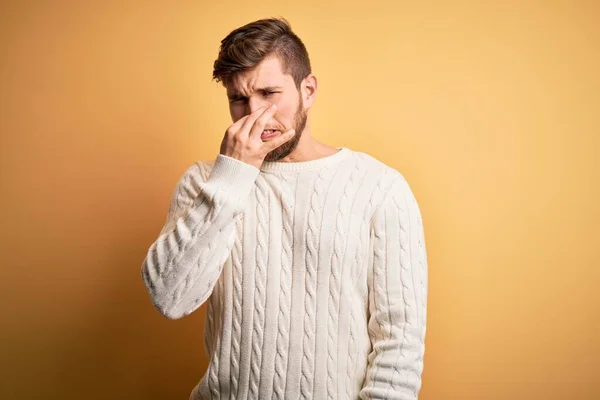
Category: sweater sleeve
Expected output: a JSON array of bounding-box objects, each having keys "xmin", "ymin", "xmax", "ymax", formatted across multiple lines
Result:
[
  {"xmin": 141, "ymin": 154, "xmax": 260, "ymax": 320},
  {"xmin": 359, "ymin": 175, "xmax": 429, "ymax": 399}
]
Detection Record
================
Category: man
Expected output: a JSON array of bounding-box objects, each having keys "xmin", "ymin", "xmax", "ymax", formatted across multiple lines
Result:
[{"xmin": 141, "ymin": 17, "xmax": 428, "ymax": 400}]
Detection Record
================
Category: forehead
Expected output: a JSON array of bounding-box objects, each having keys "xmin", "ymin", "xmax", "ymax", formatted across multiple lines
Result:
[{"xmin": 227, "ymin": 56, "xmax": 293, "ymax": 94}]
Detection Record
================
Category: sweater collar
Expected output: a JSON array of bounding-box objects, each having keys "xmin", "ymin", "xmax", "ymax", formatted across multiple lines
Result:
[{"xmin": 259, "ymin": 147, "xmax": 352, "ymax": 173}]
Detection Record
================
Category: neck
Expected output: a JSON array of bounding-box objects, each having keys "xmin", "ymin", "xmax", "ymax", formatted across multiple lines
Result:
[{"xmin": 279, "ymin": 125, "xmax": 338, "ymax": 163}]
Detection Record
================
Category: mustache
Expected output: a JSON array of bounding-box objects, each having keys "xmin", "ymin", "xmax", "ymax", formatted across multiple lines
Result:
[{"xmin": 263, "ymin": 116, "xmax": 286, "ymax": 131}]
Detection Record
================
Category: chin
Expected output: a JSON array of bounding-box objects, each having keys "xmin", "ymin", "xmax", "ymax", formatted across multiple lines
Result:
[
  {"xmin": 264, "ymin": 148, "xmax": 289, "ymax": 162},
  {"xmin": 264, "ymin": 131, "xmax": 301, "ymax": 162}
]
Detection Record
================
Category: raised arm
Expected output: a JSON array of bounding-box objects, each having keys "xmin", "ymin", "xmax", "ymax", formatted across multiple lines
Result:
[
  {"xmin": 142, "ymin": 103, "xmax": 297, "ymax": 319},
  {"xmin": 141, "ymin": 155, "xmax": 259, "ymax": 319}
]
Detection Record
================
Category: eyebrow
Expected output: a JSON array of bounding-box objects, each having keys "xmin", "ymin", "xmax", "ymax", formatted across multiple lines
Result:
[{"xmin": 227, "ymin": 86, "xmax": 283, "ymax": 101}]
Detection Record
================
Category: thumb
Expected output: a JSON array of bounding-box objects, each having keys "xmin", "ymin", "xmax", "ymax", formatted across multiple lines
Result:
[{"xmin": 263, "ymin": 128, "xmax": 296, "ymax": 151}]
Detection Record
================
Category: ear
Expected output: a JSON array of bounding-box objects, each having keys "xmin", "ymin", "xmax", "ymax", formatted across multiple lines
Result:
[{"xmin": 301, "ymin": 74, "xmax": 317, "ymax": 109}]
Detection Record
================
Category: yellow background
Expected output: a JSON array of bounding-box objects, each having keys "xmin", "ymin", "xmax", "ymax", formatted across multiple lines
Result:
[{"xmin": 1, "ymin": 1, "xmax": 598, "ymax": 399}]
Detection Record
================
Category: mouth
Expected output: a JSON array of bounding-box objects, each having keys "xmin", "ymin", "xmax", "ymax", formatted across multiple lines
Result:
[{"xmin": 261, "ymin": 129, "xmax": 281, "ymax": 139}]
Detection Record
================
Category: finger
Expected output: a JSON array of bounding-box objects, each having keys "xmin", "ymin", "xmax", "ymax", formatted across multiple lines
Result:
[
  {"xmin": 239, "ymin": 105, "xmax": 272, "ymax": 137},
  {"xmin": 226, "ymin": 106, "xmax": 267, "ymax": 137},
  {"xmin": 262, "ymin": 128, "xmax": 296, "ymax": 151},
  {"xmin": 249, "ymin": 104, "xmax": 278, "ymax": 139},
  {"xmin": 226, "ymin": 113, "xmax": 251, "ymax": 135}
]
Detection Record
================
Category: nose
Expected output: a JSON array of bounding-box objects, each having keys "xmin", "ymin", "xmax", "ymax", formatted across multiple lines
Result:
[{"xmin": 246, "ymin": 97, "xmax": 273, "ymax": 116}]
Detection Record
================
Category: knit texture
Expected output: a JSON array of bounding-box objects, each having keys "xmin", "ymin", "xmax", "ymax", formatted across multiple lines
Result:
[{"xmin": 141, "ymin": 147, "xmax": 428, "ymax": 400}]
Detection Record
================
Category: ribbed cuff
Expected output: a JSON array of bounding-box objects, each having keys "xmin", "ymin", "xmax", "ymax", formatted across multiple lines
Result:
[{"xmin": 206, "ymin": 154, "xmax": 260, "ymax": 204}]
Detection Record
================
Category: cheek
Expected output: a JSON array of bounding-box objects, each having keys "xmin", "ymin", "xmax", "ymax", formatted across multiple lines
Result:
[{"xmin": 274, "ymin": 103, "xmax": 296, "ymax": 123}]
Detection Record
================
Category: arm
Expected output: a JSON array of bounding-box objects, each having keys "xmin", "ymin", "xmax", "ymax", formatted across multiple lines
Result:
[
  {"xmin": 141, "ymin": 154, "xmax": 259, "ymax": 320},
  {"xmin": 359, "ymin": 175, "xmax": 429, "ymax": 399}
]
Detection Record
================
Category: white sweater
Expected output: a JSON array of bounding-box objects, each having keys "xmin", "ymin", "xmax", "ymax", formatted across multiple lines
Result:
[{"xmin": 141, "ymin": 147, "xmax": 428, "ymax": 400}]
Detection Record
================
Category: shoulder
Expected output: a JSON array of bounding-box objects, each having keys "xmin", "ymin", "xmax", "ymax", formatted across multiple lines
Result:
[
  {"xmin": 177, "ymin": 159, "xmax": 216, "ymax": 184},
  {"xmin": 351, "ymin": 149, "xmax": 410, "ymax": 194},
  {"xmin": 351, "ymin": 150, "xmax": 420, "ymax": 215}
]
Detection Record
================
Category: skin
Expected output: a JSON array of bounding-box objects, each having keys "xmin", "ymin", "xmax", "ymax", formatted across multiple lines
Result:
[{"xmin": 219, "ymin": 54, "xmax": 340, "ymax": 169}]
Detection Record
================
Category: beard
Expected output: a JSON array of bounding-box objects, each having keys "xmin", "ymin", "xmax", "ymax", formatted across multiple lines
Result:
[{"xmin": 263, "ymin": 95, "xmax": 307, "ymax": 162}]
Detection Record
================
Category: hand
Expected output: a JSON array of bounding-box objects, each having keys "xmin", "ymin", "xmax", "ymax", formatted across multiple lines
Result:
[{"xmin": 219, "ymin": 104, "xmax": 296, "ymax": 169}]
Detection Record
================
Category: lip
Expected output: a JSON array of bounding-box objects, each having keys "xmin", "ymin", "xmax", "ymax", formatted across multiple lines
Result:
[{"xmin": 261, "ymin": 129, "xmax": 281, "ymax": 139}]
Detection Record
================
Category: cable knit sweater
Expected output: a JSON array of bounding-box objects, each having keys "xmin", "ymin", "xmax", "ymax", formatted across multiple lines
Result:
[{"xmin": 141, "ymin": 147, "xmax": 428, "ymax": 400}]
